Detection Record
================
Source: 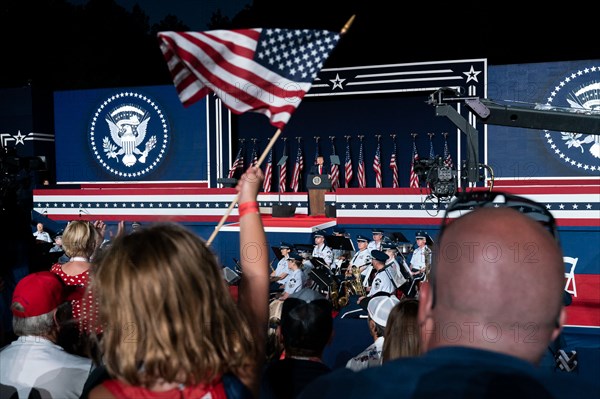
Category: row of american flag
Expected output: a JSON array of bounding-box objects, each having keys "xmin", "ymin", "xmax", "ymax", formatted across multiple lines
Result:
[{"xmin": 227, "ymin": 133, "xmax": 454, "ymax": 192}]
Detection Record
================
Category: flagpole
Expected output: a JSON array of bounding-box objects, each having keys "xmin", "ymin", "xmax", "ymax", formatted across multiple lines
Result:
[
  {"xmin": 206, "ymin": 128, "xmax": 282, "ymax": 246},
  {"xmin": 206, "ymin": 15, "xmax": 356, "ymax": 246}
]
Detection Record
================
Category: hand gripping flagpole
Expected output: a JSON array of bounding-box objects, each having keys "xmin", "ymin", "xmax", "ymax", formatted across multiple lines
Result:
[{"xmin": 206, "ymin": 15, "xmax": 356, "ymax": 246}]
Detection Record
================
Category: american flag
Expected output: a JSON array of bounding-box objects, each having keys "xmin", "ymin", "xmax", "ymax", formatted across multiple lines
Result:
[
  {"xmin": 228, "ymin": 145, "xmax": 244, "ymax": 178},
  {"xmin": 158, "ymin": 29, "xmax": 340, "ymax": 129},
  {"xmin": 443, "ymin": 135, "xmax": 453, "ymax": 168},
  {"xmin": 373, "ymin": 140, "xmax": 382, "ymax": 188},
  {"xmin": 389, "ymin": 141, "xmax": 399, "ymax": 188},
  {"xmin": 344, "ymin": 140, "xmax": 353, "ymax": 188},
  {"xmin": 409, "ymin": 140, "xmax": 420, "ymax": 188},
  {"xmin": 330, "ymin": 140, "xmax": 340, "ymax": 190},
  {"xmin": 279, "ymin": 141, "xmax": 287, "ymax": 193},
  {"xmin": 357, "ymin": 140, "xmax": 366, "ymax": 188},
  {"xmin": 263, "ymin": 147, "xmax": 273, "ymax": 192},
  {"xmin": 291, "ymin": 144, "xmax": 304, "ymax": 192}
]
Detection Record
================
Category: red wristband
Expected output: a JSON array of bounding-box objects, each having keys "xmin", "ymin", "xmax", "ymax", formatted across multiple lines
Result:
[{"xmin": 238, "ymin": 201, "xmax": 259, "ymax": 217}]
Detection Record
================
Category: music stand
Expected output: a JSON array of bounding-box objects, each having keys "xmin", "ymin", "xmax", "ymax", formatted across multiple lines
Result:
[
  {"xmin": 325, "ymin": 235, "xmax": 355, "ymax": 252},
  {"xmin": 310, "ymin": 256, "xmax": 328, "ymax": 268},
  {"xmin": 391, "ymin": 232, "xmax": 410, "ymax": 243},
  {"xmin": 293, "ymin": 243, "xmax": 315, "ymax": 254}
]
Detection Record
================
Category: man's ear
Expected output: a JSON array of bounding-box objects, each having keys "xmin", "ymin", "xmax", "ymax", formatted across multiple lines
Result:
[
  {"xmin": 550, "ymin": 307, "xmax": 567, "ymax": 343},
  {"xmin": 368, "ymin": 318, "xmax": 377, "ymax": 334}
]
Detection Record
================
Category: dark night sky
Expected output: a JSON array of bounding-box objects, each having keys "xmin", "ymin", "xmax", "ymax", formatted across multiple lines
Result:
[{"xmin": 0, "ymin": 0, "xmax": 597, "ymax": 92}]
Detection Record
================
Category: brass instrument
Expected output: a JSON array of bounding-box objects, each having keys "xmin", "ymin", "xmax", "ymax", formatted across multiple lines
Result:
[
  {"xmin": 351, "ymin": 265, "xmax": 367, "ymax": 297},
  {"xmin": 337, "ymin": 264, "xmax": 370, "ymax": 308},
  {"xmin": 329, "ymin": 277, "xmax": 341, "ymax": 310}
]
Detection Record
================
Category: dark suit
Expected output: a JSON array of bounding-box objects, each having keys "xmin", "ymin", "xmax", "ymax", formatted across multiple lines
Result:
[{"xmin": 310, "ymin": 163, "xmax": 327, "ymax": 175}]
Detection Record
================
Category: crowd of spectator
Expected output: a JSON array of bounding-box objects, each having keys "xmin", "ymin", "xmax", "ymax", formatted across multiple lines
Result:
[{"xmin": 1, "ymin": 171, "xmax": 597, "ymax": 398}]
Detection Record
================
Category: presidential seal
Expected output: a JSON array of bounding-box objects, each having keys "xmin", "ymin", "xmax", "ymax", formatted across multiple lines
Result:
[
  {"xmin": 312, "ymin": 175, "xmax": 322, "ymax": 185},
  {"xmin": 541, "ymin": 65, "xmax": 600, "ymax": 173},
  {"xmin": 89, "ymin": 92, "xmax": 170, "ymax": 178}
]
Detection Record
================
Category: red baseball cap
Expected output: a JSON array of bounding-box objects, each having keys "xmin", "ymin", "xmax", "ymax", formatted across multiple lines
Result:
[{"xmin": 11, "ymin": 271, "xmax": 84, "ymax": 318}]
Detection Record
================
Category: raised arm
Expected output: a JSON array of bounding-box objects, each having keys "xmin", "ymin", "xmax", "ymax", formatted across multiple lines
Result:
[{"xmin": 235, "ymin": 166, "xmax": 269, "ymax": 395}]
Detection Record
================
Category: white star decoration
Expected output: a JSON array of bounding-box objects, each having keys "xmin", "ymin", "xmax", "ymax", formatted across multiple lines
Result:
[
  {"xmin": 330, "ymin": 73, "xmax": 346, "ymax": 90},
  {"xmin": 464, "ymin": 65, "xmax": 481, "ymax": 83},
  {"xmin": 14, "ymin": 130, "xmax": 26, "ymax": 145}
]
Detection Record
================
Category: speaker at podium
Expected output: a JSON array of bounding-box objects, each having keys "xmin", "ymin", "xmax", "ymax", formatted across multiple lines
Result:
[{"xmin": 306, "ymin": 174, "xmax": 331, "ymax": 216}]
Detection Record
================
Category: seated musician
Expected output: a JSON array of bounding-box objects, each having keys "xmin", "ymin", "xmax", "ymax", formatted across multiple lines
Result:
[
  {"xmin": 278, "ymin": 252, "xmax": 306, "ymax": 301},
  {"xmin": 312, "ymin": 231, "xmax": 334, "ymax": 269},
  {"xmin": 346, "ymin": 235, "xmax": 372, "ymax": 285},
  {"xmin": 357, "ymin": 250, "xmax": 396, "ymax": 305},
  {"xmin": 270, "ymin": 242, "xmax": 294, "ymax": 292}
]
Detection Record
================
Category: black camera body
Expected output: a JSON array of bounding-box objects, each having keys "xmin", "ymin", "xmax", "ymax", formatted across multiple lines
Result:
[{"xmin": 415, "ymin": 156, "xmax": 457, "ymax": 198}]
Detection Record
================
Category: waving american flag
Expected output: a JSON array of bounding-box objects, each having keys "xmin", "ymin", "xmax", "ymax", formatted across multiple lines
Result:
[
  {"xmin": 158, "ymin": 28, "xmax": 340, "ymax": 129},
  {"xmin": 291, "ymin": 143, "xmax": 304, "ymax": 192}
]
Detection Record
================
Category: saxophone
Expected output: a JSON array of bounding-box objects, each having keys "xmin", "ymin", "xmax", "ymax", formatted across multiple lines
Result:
[
  {"xmin": 329, "ymin": 277, "xmax": 341, "ymax": 311},
  {"xmin": 337, "ymin": 264, "xmax": 369, "ymax": 308},
  {"xmin": 350, "ymin": 265, "xmax": 366, "ymax": 297}
]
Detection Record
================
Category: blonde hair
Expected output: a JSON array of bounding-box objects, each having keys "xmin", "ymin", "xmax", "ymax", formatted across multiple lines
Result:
[
  {"xmin": 62, "ymin": 220, "xmax": 99, "ymax": 258},
  {"xmin": 90, "ymin": 222, "xmax": 256, "ymax": 387},
  {"xmin": 382, "ymin": 298, "xmax": 420, "ymax": 362}
]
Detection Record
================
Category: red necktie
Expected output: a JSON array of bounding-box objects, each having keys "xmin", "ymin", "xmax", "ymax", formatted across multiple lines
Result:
[{"xmin": 319, "ymin": 165, "xmax": 322, "ymax": 174}]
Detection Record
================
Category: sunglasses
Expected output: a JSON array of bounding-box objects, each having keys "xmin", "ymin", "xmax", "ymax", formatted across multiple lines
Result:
[
  {"xmin": 430, "ymin": 190, "xmax": 559, "ymax": 308},
  {"xmin": 440, "ymin": 191, "xmax": 559, "ymax": 242}
]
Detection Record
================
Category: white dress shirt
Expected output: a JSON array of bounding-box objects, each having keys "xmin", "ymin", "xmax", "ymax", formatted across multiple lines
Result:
[{"xmin": 0, "ymin": 336, "xmax": 93, "ymax": 398}]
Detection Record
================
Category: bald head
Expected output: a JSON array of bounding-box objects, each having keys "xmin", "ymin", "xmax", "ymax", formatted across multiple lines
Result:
[{"xmin": 420, "ymin": 207, "xmax": 565, "ymax": 364}]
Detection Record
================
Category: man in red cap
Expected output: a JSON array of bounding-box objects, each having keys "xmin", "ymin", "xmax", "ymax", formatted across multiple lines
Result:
[{"xmin": 0, "ymin": 271, "xmax": 93, "ymax": 398}]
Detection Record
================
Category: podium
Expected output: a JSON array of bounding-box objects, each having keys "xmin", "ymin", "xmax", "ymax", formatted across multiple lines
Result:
[{"xmin": 306, "ymin": 174, "xmax": 331, "ymax": 216}]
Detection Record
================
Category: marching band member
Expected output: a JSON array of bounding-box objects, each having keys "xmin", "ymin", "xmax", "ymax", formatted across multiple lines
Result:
[{"xmin": 312, "ymin": 231, "xmax": 334, "ymax": 269}]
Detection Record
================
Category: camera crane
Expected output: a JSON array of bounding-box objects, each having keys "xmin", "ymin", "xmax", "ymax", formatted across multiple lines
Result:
[{"xmin": 427, "ymin": 87, "xmax": 600, "ymax": 196}]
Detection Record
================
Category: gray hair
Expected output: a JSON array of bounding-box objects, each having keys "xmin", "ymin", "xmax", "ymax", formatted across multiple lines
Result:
[
  {"xmin": 12, "ymin": 302, "xmax": 70, "ymax": 336},
  {"xmin": 13, "ymin": 311, "xmax": 54, "ymax": 336}
]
